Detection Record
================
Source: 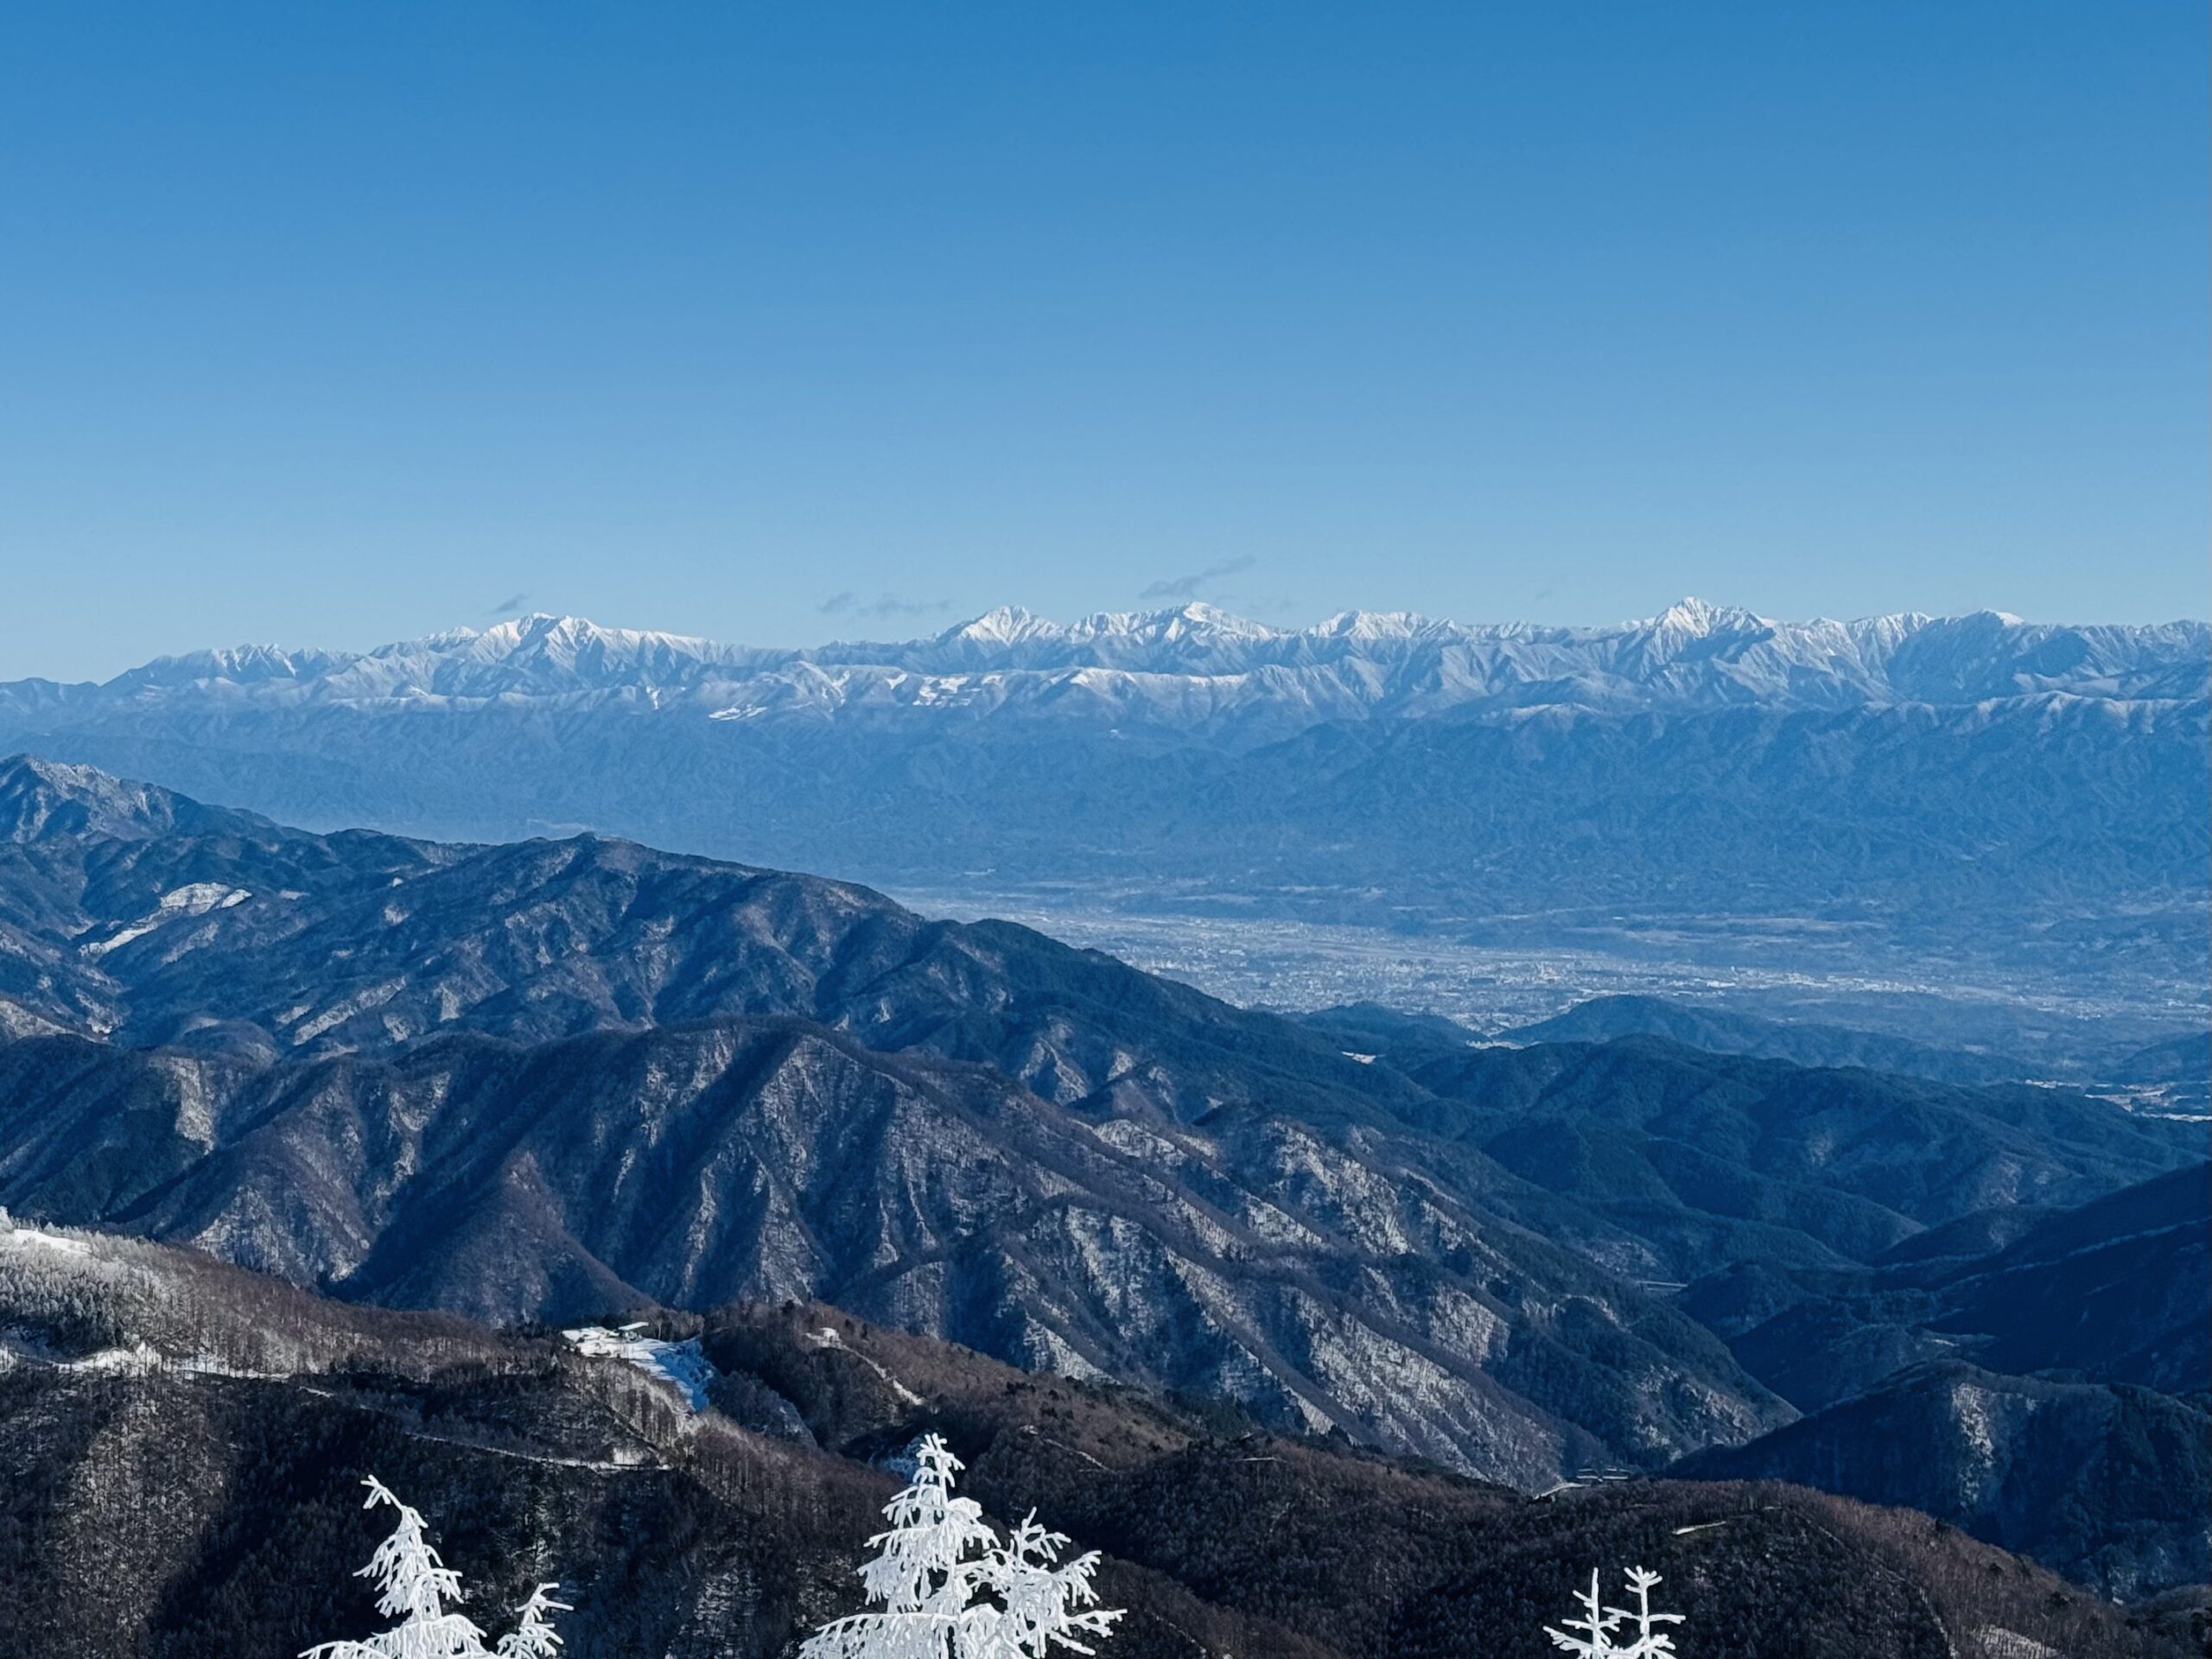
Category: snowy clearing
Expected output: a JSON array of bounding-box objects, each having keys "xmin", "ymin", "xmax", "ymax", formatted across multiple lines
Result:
[
  {"xmin": 563, "ymin": 1324, "xmax": 719, "ymax": 1411},
  {"xmin": 4, "ymin": 1224, "xmax": 92, "ymax": 1258}
]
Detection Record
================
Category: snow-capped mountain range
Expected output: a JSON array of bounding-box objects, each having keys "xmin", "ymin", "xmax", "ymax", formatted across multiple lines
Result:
[
  {"xmin": 0, "ymin": 599, "xmax": 2202, "ymax": 1027},
  {"xmin": 19, "ymin": 599, "xmax": 2208, "ymax": 728}
]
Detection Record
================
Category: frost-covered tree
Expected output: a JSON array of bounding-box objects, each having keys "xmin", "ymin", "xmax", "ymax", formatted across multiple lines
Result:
[
  {"xmin": 974, "ymin": 1510, "xmax": 1124, "ymax": 1659},
  {"xmin": 302, "ymin": 1478, "xmax": 567, "ymax": 1659},
  {"xmin": 1545, "ymin": 1566, "xmax": 1683, "ymax": 1658},
  {"xmin": 302, "ymin": 1477, "xmax": 486, "ymax": 1659},
  {"xmin": 801, "ymin": 1434, "xmax": 1122, "ymax": 1659},
  {"xmin": 494, "ymin": 1586, "xmax": 571, "ymax": 1659}
]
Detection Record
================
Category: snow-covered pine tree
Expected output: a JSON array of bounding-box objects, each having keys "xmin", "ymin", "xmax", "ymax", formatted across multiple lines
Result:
[
  {"xmin": 800, "ymin": 1433, "xmax": 1123, "ymax": 1659},
  {"xmin": 302, "ymin": 1477, "xmax": 488, "ymax": 1659},
  {"xmin": 1546, "ymin": 1568, "xmax": 1624, "ymax": 1658},
  {"xmin": 978, "ymin": 1511, "xmax": 1122, "ymax": 1658},
  {"xmin": 302, "ymin": 1478, "xmax": 569, "ymax": 1659},
  {"xmin": 495, "ymin": 1586, "xmax": 571, "ymax": 1659},
  {"xmin": 1611, "ymin": 1567, "xmax": 1683, "ymax": 1656},
  {"xmin": 1544, "ymin": 1566, "xmax": 1683, "ymax": 1658}
]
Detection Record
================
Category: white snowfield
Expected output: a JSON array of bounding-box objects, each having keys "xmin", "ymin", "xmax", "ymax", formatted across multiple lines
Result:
[
  {"xmin": 1976, "ymin": 1630, "xmax": 2061, "ymax": 1659},
  {"xmin": 561, "ymin": 1324, "xmax": 719, "ymax": 1412},
  {"xmin": 80, "ymin": 883, "xmax": 251, "ymax": 957},
  {"xmin": 6, "ymin": 1224, "xmax": 92, "ymax": 1259},
  {"xmin": 159, "ymin": 882, "xmax": 254, "ymax": 915}
]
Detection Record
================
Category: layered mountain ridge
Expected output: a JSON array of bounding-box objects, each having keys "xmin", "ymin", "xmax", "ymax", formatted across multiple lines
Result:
[
  {"xmin": 0, "ymin": 756, "xmax": 1799, "ymax": 1486},
  {"xmin": 5, "ymin": 605, "xmax": 2202, "ymax": 1040},
  {"xmin": 0, "ymin": 757, "xmax": 2202, "ymax": 1542}
]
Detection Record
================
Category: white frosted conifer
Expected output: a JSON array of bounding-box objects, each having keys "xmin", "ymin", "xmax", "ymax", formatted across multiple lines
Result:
[
  {"xmin": 972, "ymin": 1510, "xmax": 1122, "ymax": 1658},
  {"xmin": 1545, "ymin": 1566, "xmax": 1683, "ymax": 1658},
  {"xmin": 302, "ymin": 1478, "xmax": 567, "ymax": 1659},
  {"xmin": 801, "ymin": 1434, "xmax": 1122, "ymax": 1659},
  {"xmin": 495, "ymin": 1585, "xmax": 571, "ymax": 1658}
]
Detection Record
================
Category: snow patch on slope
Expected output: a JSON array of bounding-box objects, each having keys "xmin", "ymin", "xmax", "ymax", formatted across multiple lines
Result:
[{"xmin": 563, "ymin": 1324, "xmax": 719, "ymax": 1412}]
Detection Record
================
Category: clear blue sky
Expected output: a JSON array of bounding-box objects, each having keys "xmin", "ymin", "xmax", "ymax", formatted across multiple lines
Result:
[{"xmin": 3, "ymin": 3, "xmax": 2203, "ymax": 681}]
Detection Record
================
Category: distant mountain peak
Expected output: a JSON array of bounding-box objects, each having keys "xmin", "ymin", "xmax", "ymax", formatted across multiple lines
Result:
[
  {"xmin": 1156, "ymin": 599, "xmax": 1254, "ymax": 628},
  {"xmin": 0, "ymin": 753, "xmax": 193, "ymax": 843},
  {"xmin": 948, "ymin": 604, "xmax": 1059, "ymax": 645},
  {"xmin": 1313, "ymin": 608, "xmax": 1440, "ymax": 641},
  {"xmin": 1639, "ymin": 596, "xmax": 1769, "ymax": 637},
  {"xmin": 466, "ymin": 613, "xmax": 715, "ymax": 652},
  {"xmin": 1105, "ymin": 601, "xmax": 1281, "ymax": 639}
]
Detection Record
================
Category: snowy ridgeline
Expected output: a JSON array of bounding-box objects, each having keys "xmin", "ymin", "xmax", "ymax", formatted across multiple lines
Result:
[
  {"xmin": 560, "ymin": 1324, "xmax": 718, "ymax": 1412},
  {"xmin": 0, "ymin": 1216, "xmax": 161, "ymax": 1376}
]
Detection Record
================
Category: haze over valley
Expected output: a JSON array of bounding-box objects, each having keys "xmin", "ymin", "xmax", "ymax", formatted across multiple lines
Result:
[{"xmin": 6, "ymin": 598, "xmax": 2204, "ymax": 1087}]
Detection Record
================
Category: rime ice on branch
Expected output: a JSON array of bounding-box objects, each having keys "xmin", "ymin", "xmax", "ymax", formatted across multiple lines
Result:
[
  {"xmin": 1544, "ymin": 1566, "xmax": 1684, "ymax": 1658},
  {"xmin": 801, "ymin": 1433, "xmax": 1123, "ymax": 1659},
  {"xmin": 301, "ymin": 1477, "xmax": 569, "ymax": 1659}
]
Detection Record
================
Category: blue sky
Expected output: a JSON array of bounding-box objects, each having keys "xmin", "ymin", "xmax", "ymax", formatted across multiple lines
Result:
[{"xmin": 2, "ymin": 3, "xmax": 2204, "ymax": 680}]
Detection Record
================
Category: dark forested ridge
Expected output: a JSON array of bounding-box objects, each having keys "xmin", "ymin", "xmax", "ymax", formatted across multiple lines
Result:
[
  {"xmin": 0, "ymin": 1019, "xmax": 1795, "ymax": 1489},
  {"xmin": 1674, "ymin": 1363, "xmax": 2211, "ymax": 1599},
  {"xmin": 0, "ymin": 1226, "xmax": 2196, "ymax": 1659},
  {"xmin": 1671, "ymin": 1162, "xmax": 2212, "ymax": 1411},
  {"xmin": 1665, "ymin": 1164, "xmax": 2212, "ymax": 1597}
]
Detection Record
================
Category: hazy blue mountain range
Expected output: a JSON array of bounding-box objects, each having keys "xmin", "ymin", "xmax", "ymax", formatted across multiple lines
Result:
[
  {"xmin": 2, "ymin": 604, "xmax": 2205, "ymax": 1040},
  {"xmin": 1492, "ymin": 995, "xmax": 2211, "ymax": 1093}
]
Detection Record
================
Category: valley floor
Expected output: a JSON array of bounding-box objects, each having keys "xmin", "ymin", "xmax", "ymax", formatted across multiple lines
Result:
[{"xmin": 890, "ymin": 882, "xmax": 2210, "ymax": 1088}]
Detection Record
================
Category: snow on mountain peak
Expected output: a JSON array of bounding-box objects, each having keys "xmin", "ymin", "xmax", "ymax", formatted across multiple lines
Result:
[
  {"xmin": 950, "ymin": 605, "xmax": 1060, "ymax": 645},
  {"xmin": 1639, "ymin": 596, "xmax": 1767, "ymax": 637},
  {"xmin": 33, "ymin": 601, "xmax": 2203, "ymax": 728},
  {"xmin": 429, "ymin": 613, "xmax": 734, "ymax": 668},
  {"xmin": 1313, "ymin": 609, "xmax": 1438, "ymax": 642},
  {"xmin": 1151, "ymin": 601, "xmax": 1278, "ymax": 639}
]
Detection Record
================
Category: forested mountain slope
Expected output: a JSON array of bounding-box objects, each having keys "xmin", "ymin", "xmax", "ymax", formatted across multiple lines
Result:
[
  {"xmin": 0, "ymin": 1224, "xmax": 2191, "ymax": 1659},
  {"xmin": 0, "ymin": 759, "xmax": 2200, "ymax": 1586}
]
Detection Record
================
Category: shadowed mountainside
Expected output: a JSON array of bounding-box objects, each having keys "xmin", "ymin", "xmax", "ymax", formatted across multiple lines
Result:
[
  {"xmin": 0, "ymin": 1018, "xmax": 1783, "ymax": 1488},
  {"xmin": 0, "ymin": 757, "xmax": 2202, "ymax": 1591}
]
